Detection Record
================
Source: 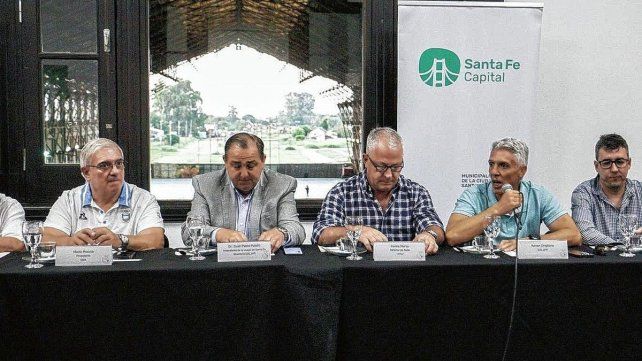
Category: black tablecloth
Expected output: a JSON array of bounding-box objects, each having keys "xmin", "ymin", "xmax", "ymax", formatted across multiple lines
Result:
[
  {"xmin": 0, "ymin": 247, "xmax": 640, "ymax": 360},
  {"xmin": 508, "ymin": 255, "xmax": 642, "ymax": 361}
]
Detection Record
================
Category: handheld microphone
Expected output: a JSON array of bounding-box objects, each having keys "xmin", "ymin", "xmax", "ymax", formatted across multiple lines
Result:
[
  {"xmin": 499, "ymin": 184, "xmax": 523, "ymax": 361},
  {"xmin": 501, "ymin": 184, "xmax": 522, "ymax": 217}
]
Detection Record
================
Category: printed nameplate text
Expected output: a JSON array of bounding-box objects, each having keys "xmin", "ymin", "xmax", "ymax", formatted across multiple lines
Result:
[
  {"xmin": 373, "ymin": 242, "xmax": 425, "ymax": 261},
  {"xmin": 217, "ymin": 242, "xmax": 272, "ymax": 262},
  {"xmin": 517, "ymin": 240, "xmax": 568, "ymax": 259},
  {"xmin": 56, "ymin": 246, "xmax": 113, "ymax": 266}
]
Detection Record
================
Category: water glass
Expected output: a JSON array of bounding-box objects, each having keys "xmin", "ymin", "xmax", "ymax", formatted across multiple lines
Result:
[
  {"xmin": 630, "ymin": 235, "xmax": 641, "ymax": 251},
  {"xmin": 37, "ymin": 241, "xmax": 56, "ymax": 261},
  {"xmin": 472, "ymin": 235, "xmax": 486, "ymax": 252},
  {"xmin": 22, "ymin": 220, "xmax": 44, "ymax": 269},
  {"xmin": 186, "ymin": 214, "xmax": 205, "ymax": 243},
  {"xmin": 483, "ymin": 215, "xmax": 501, "ymax": 259},
  {"xmin": 618, "ymin": 214, "xmax": 637, "ymax": 257},
  {"xmin": 337, "ymin": 238, "xmax": 354, "ymax": 253},
  {"xmin": 189, "ymin": 234, "xmax": 208, "ymax": 261},
  {"xmin": 345, "ymin": 216, "xmax": 363, "ymax": 261}
]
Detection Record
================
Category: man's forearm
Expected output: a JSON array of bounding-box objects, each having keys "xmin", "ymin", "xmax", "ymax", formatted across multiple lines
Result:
[
  {"xmin": 0, "ymin": 236, "xmax": 25, "ymax": 252},
  {"xmin": 541, "ymin": 229, "xmax": 582, "ymax": 246},
  {"xmin": 127, "ymin": 232, "xmax": 164, "ymax": 251}
]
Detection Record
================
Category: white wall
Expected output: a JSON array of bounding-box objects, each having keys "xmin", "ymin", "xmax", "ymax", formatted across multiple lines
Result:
[{"xmin": 508, "ymin": 0, "xmax": 642, "ymax": 208}]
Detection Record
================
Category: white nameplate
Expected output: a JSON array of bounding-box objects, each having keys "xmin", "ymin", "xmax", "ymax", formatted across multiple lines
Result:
[
  {"xmin": 517, "ymin": 240, "xmax": 568, "ymax": 259},
  {"xmin": 217, "ymin": 242, "xmax": 272, "ymax": 262},
  {"xmin": 373, "ymin": 242, "xmax": 425, "ymax": 261},
  {"xmin": 55, "ymin": 246, "xmax": 113, "ymax": 266}
]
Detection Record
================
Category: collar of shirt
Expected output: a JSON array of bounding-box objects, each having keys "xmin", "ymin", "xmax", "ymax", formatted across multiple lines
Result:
[
  {"xmin": 591, "ymin": 176, "xmax": 635, "ymax": 207},
  {"xmin": 483, "ymin": 180, "xmax": 530, "ymax": 218},
  {"xmin": 230, "ymin": 182, "xmax": 255, "ymax": 202},
  {"xmin": 81, "ymin": 182, "xmax": 131, "ymax": 209},
  {"xmin": 230, "ymin": 182, "xmax": 255, "ymax": 237},
  {"xmin": 358, "ymin": 171, "xmax": 402, "ymax": 208}
]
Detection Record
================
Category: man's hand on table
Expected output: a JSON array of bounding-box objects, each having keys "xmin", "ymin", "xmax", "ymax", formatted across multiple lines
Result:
[
  {"xmin": 358, "ymin": 226, "xmax": 388, "ymax": 252},
  {"xmin": 413, "ymin": 231, "xmax": 439, "ymax": 255}
]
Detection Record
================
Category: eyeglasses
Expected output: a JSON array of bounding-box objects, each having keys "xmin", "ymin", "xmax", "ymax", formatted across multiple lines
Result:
[
  {"xmin": 368, "ymin": 158, "xmax": 404, "ymax": 173},
  {"xmin": 596, "ymin": 158, "xmax": 629, "ymax": 169},
  {"xmin": 88, "ymin": 159, "xmax": 125, "ymax": 172}
]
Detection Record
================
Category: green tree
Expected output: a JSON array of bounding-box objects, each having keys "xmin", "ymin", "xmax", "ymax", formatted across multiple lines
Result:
[
  {"xmin": 150, "ymin": 113, "xmax": 162, "ymax": 130},
  {"xmin": 227, "ymin": 106, "xmax": 243, "ymax": 130},
  {"xmin": 242, "ymin": 114, "xmax": 256, "ymax": 123},
  {"xmin": 320, "ymin": 118, "xmax": 330, "ymax": 131},
  {"xmin": 292, "ymin": 125, "xmax": 312, "ymax": 140},
  {"xmin": 151, "ymin": 80, "xmax": 205, "ymax": 138},
  {"xmin": 284, "ymin": 92, "xmax": 315, "ymax": 125}
]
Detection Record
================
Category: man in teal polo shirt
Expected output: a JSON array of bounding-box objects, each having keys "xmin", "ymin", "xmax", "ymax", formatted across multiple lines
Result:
[{"xmin": 445, "ymin": 138, "xmax": 581, "ymax": 251}]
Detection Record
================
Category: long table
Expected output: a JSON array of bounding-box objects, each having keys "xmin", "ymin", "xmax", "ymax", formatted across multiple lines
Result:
[{"xmin": 0, "ymin": 246, "xmax": 639, "ymax": 360}]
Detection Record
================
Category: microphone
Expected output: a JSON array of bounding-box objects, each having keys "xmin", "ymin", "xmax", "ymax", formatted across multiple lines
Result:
[{"xmin": 501, "ymin": 184, "xmax": 522, "ymax": 217}]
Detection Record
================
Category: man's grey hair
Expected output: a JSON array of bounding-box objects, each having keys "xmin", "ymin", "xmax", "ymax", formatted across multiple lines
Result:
[
  {"xmin": 79, "ymin": 138, "xmax": 123, "ymax": 168},
  {"xmin": 491, "ymin": 137, "xmax": 529, "ymax": 166},
  {"xmin": 365, "ymin": 127, "xmax": 403, "ymax": 153}
]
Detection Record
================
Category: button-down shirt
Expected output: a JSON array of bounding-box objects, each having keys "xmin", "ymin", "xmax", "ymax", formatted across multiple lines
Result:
[
  {"xmin": 44, "ymin": 182, "xmax": 164, "ymax": 236},
  {"xmin": 571, "ymin": 176, "xmax": 642, "ymax": 245},
  {"xmin": 311, "ymin": 172, "xmax": 443, "ymax": 243},
  {"xmin": 211, "ymin": 183, "xmax": 293, "ymax": 246},
  {"xmin": 234, "ymin": 186, "xmax": 254, "ymax": 238}
]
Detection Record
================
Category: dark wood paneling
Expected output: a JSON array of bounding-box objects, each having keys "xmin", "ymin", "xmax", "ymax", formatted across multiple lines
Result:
[
  {"xmin": 116, "ymin": 0, "xmax": 150, "ymax": 190},
  {"xmin": 1, "ymin": 2, "xmax": 21, "ymax": 199}
]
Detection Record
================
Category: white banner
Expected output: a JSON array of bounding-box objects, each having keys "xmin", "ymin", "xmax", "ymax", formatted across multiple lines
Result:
[{"xmin": 397, "ymin": 1, "xmax": 543, "ymax": 223}]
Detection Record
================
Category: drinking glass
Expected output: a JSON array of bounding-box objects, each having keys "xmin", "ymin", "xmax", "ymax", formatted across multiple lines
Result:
[
  {"xmin": 337, "ymin": 238, "xmax": 354, "ymax": 253},
  {"xmin": 189, "ymin": 235, "xmax": 208, "ymax": 261},
  {"xmin": 22, "ymin": 220, "xmax": 44, "ymax": 269},
  {"xmin": 631, "ymin": 234, "xmax": 642, "ymax": 251},
  {"xmin": 186, "ymin": 215, "xmax": 206, "ymax": 261},
  {"xmin": 483, "ymin": 215, "xmax": 501, "ymax": 259},
  {"xmin": 618, "ymin": 214, "xmax": 637, "ymax": 257},
  {"xmin": 345, "ymin": 216, "xmax": 363, "ymax": 261},
  {"xmin": 472, "ymin": 235, "xmax": 486, "ymax": 252},
  {"xmin": 37, "ymin": 241, "xmax": 57, "ymax": 261}
]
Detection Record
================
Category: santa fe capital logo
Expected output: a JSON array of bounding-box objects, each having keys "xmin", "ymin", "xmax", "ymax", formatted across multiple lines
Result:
[{"xmin": 418, "ymin": 48, "xmax": 461, "ymax": 87}]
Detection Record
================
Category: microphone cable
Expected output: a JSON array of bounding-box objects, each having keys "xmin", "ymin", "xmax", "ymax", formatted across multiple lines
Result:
[{"xmin": 501, "ymin": 191, "xmax": 522, "ymax": 361}]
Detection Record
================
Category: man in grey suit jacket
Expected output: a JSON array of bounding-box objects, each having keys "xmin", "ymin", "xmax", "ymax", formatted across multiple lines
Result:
[{"xmin": 182, "ymin": 133, "xmax": 305, "ymax": 252}]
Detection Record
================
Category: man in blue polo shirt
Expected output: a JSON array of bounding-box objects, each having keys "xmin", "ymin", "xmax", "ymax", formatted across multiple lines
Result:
[{"xmin": 446, "ymin": 137, "xmax": 581, "ymax": 250}]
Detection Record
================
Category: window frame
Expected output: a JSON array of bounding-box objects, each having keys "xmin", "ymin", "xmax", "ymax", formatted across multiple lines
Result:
[{"xmin": 14, "ymin": 0, "xmax": 401, "ymax": 219}]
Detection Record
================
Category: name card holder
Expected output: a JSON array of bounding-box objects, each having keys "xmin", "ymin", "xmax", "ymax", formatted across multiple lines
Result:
[
  {"xmin": 373, "ymin": 242, "xmax": 425, "ymax": 261},
  {"xmin": 56, "ymin": 246, "xmax": 113, "ymax": 266},
  {"xmin": 517, "ymin": 240, "xmax": 568, "ymax": 259},
  {"xmin": 217, "ymin": 242, "xmax": 272, "ymax": 262}
]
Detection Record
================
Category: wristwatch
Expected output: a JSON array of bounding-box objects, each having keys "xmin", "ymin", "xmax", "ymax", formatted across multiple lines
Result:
[
  {"xmin": 276, "ymin": 226, "xmax": 289, "ymax": 240},
  {"xmin": 118, "ymin": 234, "xmax": 129, "ymax": 251},
  {"xmin": 426, "ymin": 230, "xmax": 439, "ymax": 242}
]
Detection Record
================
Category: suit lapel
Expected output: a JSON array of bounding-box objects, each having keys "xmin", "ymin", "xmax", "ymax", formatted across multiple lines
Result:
[{"xmin": 220, "ymin": 174, "xmax": 235, "ymax": 230}]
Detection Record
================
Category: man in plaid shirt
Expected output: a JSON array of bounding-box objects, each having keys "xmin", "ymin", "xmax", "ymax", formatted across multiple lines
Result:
[
  {"xmin": 312, "ymin": 127, "xmax": 444, "ymax": 254},
  {"xmin": 571, "ymin": 134, "xmax": 642, "ymax": 245}
]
